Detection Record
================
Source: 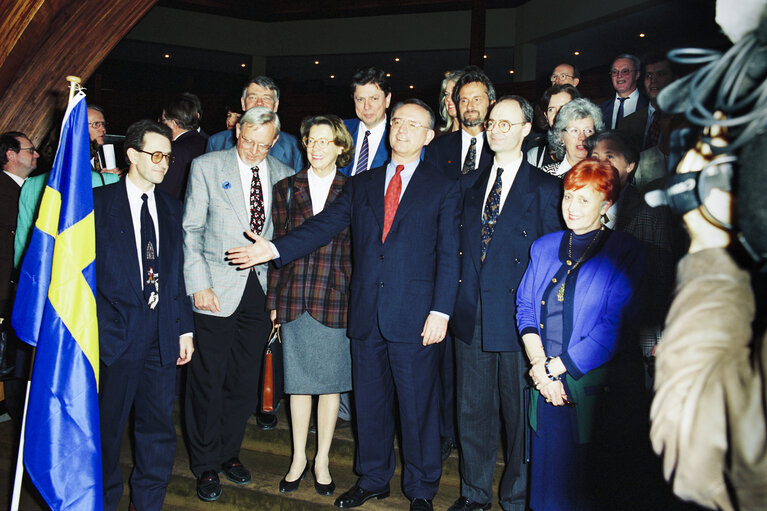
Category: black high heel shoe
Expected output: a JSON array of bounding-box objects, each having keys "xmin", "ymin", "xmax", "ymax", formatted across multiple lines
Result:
[
  {"xmin": 313, "ymin": 465, "xmax": 336, "ymax": 496},
  {"xmin": 279, "ymin": 462, "xmax": 309, "ymax": 493}
]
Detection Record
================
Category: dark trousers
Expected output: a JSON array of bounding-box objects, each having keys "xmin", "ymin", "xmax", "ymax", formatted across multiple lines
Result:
[
  {"xmin": 99, "ymin": 336, "xmax": 176, "ymax": 511},
  {"xmin": 351, "ymin": 328, "xmax": 441, "ymax": 500},
  {"xmin": 437, "ymin": 331, "xmax": 456, "ymax": 442},
  {"xmin": 454, "ymin": 322, "xmax": 528, "ymax": 511},
  {"xmin": 185, "ymin": 273, "xmax": 271, "ymax": 476}
]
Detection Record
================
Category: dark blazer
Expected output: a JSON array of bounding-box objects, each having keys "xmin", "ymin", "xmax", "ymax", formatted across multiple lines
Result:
[
  {"xmin": 273, "ymin": 161, "xmax": 461, "ymax": 343},
  {"xmin": 599, "ymin": 92, "xmax": 650, "ymax": 129},
  {"xmin": 156, "ymin": 129, "xmax": 207, "ymax": 201},
  {"xmin": 617, "ymin": 107, "xmax": 650, "ymax": 151},
  {"xmin": 266, "ymin": 168, "xmax": 351, "ymax": 328},
  {"xmin": 451, "ymin": 160, "xmax": 563, "ymax": 351},
  {"xmin": 94, "ymin": 179, "xmax": 194, "ymax": 366},
  {"xmin": 0, "ymin": 172, "xmax": 21, "ymax": 312},
  {"xmin": 424, "ymin": 129, "xmax": 494, "ymax": 187},
  {"xmin": 338, "ymin": 118, "xmax": 390, "ymax": 176}
]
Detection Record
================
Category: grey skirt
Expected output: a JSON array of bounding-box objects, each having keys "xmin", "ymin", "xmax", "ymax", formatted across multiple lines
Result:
[{"xmin": 280, "ymin": 311, "xmax": 352, "ymax": 395}]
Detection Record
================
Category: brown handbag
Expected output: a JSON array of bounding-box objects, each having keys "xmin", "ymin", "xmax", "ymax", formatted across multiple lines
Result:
[{"xmin": 260, "ymin": 325, "xmax": 282, "ymax": 412}]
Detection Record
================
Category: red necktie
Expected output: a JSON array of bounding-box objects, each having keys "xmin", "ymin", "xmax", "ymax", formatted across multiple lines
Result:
[{"xmin": 382, "ymin": 164, "xmax": 404, "ymax": 242}]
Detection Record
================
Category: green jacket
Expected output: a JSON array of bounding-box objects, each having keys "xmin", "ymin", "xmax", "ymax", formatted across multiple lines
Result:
[{"xmin": 14, "ymin": 171, "xmax": 118, "ymax": 268}]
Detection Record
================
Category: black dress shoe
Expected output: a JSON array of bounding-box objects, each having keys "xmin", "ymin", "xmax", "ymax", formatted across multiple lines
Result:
[
  {"xmin": 256, "ymin": 411, "xmax": 278, "ymax": 430},
  {"xmin": 440, "ymin": 437, "xmax": 456, "ymax": 461},
  {"xmin": 313, "ymin": 465, "xmax": 336, "ymax": 496},
  {"xmin": 410, "ymin": 497, "xmax": 433, "ymax": 511},
  {"xmin": 334, "ymin": 483, "xmax": 390, "ymax": 508},
  {"xmin": 447, "ymin": 496, "xmax": 491, "ymax": 511},
  {"xmin": 221, "ymin": 457, "xmax": 251, "ymax": 484},
  {"xmin": 196, "ymin": 470, "xmax": 222, "ymax": 502},
  {"xmin": 279, "ymin": 462, "xmax": 309, "ymax": 493}
]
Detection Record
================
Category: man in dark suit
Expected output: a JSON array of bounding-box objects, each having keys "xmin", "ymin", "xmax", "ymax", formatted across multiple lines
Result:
[
  {"xmin": 0, "ymin": 131, "xmax": 38, "ymax": 427},
  {"xmin": 93, "ymin": 120, "xmax": 194, "ymax": 511},
  {"xmin": 158, "ymin": 93, "xmax": 207, "ymax": 201},
  {"xmin": 338, "ymin": 67, "xmax": 392, "ymax": 177},
  {"xmin": 599, "ymin": 54, "xmax": 649, "ymax": 130},
  {"xmin": 425, "ymin": 66, "xmax": 495, "ymax": 187},
  {"xmin": 448, "ymin": 96, "xmax": 562, "ymax": 511},
  {"xmin": 205, "ymin": 76, "xmax": 304, "ymax": 171},
  {"xmin": 230, "ymin": 99, "xmax": 460, "ymax": 511}
]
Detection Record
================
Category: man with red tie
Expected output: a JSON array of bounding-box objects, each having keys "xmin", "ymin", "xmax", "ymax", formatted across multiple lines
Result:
[{"xmin": 228, "ymin": 99, "xmax": 460, "ymax": 511}]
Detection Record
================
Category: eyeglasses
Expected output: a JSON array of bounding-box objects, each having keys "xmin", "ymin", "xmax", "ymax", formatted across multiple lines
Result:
[
  {"xmin": 484, "ymin": 120, "xmax": 527, "ymax": 133},
  {"xmin": 550, "ymin": 72, "xmax": 574, "ymax": 82},
  {"xmin": 563, "ymin": 126, "xmax": 595, "ymax": 138},
  {"xmin": 303, "ymin": 137, "xmax": 335, "ymax": 148},
  {"xmin": 609, "ymin": 68, "xmax": 636, "ymax": 77},
  {"xmin": 239, "ymin": 138, "xmax": 272, "ymax": 152},
  {"xmin": 18, "ymin": 146, "xmax": 38, "ymax": 154},
  {"xmin": 390, "ymin": 117, "xmax": 429, "ymax": 130},
  {"xmin": 138, "ymin": 150, "xmax": 175, "ymax": 164},
  {"xmin": 89, "ymin": 121, "xmax": 107, "ymax": 129}
]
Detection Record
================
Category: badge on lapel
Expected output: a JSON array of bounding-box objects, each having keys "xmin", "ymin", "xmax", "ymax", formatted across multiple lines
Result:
[{"xmin": 222, "ymin": 181, "xmax": 231, "ymax": 189}]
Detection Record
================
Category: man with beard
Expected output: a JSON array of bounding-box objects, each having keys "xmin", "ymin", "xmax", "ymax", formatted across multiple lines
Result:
[{"xmin": 425, "ymin": 66, "xmax": 495, "ymax": 189}]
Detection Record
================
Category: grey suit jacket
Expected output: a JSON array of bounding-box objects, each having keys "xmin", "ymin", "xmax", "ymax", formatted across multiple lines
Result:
[{"xmin": 183, "ymin": 147, "xmax": 294, "ymax": 316}]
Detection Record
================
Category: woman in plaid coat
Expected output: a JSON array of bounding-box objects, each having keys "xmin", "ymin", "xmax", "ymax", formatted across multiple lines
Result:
[{"xmin": 266, "ymin": 115, "xmax": 354, "ymax": 497}]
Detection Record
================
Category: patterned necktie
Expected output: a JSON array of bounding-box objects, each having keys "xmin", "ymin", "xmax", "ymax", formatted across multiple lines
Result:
[
  {"xmin": 462, "ymin": 137, "xmax": 477, "ymax": 175},
  {"xmin": 644, "ymin": 112, "xmax": 661, "ymax": 150},
  {"xmin": 382, "ymin": 164, "xmax": 404, "ymax": 242},
  {"xmin": 354, "ymin": 130, "xmax": 371, "ymax": 176},
  {"xmin": 250, "ymin": 166, "xmax": 265, "ymax": 234},
  {"xmin": 480, "ymin": 167, "xmax": 504, "ymax": 262},
  {"xmin": 615, "ymin": 97, "xmax": 628, "ymax": 129},
  {"xmin": 140, "ymin": 193, "xmax": 159, "ymax": 308}
]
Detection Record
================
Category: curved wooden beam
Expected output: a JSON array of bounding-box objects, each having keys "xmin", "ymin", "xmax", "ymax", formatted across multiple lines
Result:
[{"xmin": 0, "ymin": 0, "xmax": 157, "ymax": 144}]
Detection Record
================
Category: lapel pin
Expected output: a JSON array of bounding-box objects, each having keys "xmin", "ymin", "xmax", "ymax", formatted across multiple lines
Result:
[{"xmin": 222, "ymin": 181, "xmax": 231, "ymax": 189}]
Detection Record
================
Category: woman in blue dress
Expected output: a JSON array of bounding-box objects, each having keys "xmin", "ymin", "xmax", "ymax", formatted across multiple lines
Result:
[{"xmin": 516, "ymin": 159, "xmax": 645, "ymax": 510}]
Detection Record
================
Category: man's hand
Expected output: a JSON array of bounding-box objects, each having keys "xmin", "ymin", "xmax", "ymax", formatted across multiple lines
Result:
[
  {"xmin": 226, "ymin": 230, "xmax": 276, "ymax": 269},
  {"xmin": 421, "ymin": 313, "xmax": 448, "ymax": 346},
  {"xmin": 193, "ymin": 288, "xmax": 221, "ymax": 313},
  {"xmin": 101, "ymin": 167, "xmax": 124, "ymax": 178},
  {"xmin": 177, "ymin": 334, "xmax": 194, "ymax": 365}
]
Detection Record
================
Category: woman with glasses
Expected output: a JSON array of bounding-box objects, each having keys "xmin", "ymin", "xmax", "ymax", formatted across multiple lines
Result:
[
  {"xmin": 516, "ymin": 159, "xmax": 644, "ymax": 510},
  {"xmin": 541, "ymin": 98, "xmax": 604, "ymax": 178},
  {"xmin": 438, "ymin": 69, "xmax": 463, "ymax": 134},
  {"xmin": 266, "ymin": 115, "xmax": 354, "ymax": 497}
]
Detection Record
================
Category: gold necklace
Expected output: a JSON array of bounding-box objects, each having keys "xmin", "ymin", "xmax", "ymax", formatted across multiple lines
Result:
[{"xmin": 556, "ymin": 227, "xmax": 603, "ymax": 302}]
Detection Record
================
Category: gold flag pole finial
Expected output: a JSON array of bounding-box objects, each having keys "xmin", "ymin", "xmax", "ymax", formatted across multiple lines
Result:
[{"xmin": 66, "ymin": 76, "xmax": 82, "ymax": 102}]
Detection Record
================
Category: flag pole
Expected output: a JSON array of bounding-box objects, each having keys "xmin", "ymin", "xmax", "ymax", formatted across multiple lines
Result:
[{"xmin": 10, "ymin": 76, "xmax": 83, "ymax": 511}]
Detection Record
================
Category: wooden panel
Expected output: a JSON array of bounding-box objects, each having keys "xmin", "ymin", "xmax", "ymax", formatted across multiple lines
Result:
[{"xmin": 0, "ymin": 0, "xmax": 157, "ymax": 145}]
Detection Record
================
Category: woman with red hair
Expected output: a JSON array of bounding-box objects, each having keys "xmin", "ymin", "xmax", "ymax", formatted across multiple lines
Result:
[{"xmin": 516, "ymin": 159, "xmax": 645, "ymax": 510}]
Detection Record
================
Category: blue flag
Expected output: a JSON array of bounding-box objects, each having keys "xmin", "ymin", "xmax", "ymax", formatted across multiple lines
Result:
[{"xmin": 12, "ymin": 91, "xmax": 102, "ymax": 511}]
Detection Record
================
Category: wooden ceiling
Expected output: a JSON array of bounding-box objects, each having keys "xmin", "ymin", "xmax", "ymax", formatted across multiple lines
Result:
[{"xmin": 157, "ymin": 0, "xmax": 530, "ymax": 22}]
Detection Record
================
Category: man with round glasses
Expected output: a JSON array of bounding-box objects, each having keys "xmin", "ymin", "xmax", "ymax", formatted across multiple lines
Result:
[
  {"xmin": 549, "ymin": 63, "xmax": 581, "ymax": 88},
  {"xmin": 448, "ymin": 96, "xmax": 562, "ymax": 511},
  {"xmin": 92, "ymin": 119, "xmax": 194, "ymax": 511},
  {"xmin": 599, "ymin": 54, "xmax": 649, "ymax": 129}
]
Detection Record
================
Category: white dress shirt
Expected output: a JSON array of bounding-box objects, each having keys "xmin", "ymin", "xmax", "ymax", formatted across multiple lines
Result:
[
  {"xmin": 236, "ymin": 154, "xmax": 271, "ymax": 229},
  {"xmin": 460, "ymin": 129, "xmax": 485, "ymax": 172},
  {"xmin": 307, "ymin": 167, "xmax": 336, "ymax": 216},
  {"xmin": 3, "ymin": 170, "xmax": 25, "ymax": 187},
  {"xmin": 610, "ymin": 88, "xmax": 641, "ymax": 129},
  {"xmin": 481, "ymin": 156, "xmax": 523, "ymax": 219},
  {"xmin": 125, "ymin": 175, "xmax": 159, "ymax": 288},
  {"xmin": 351, "ymin": 117, "xmax": 387, "ymax": 174}
]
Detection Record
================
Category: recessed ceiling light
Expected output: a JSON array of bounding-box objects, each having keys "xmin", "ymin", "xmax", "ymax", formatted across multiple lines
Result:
[
  {"xmin": 386, "ymin": 73, "xmax": 391, "ymax": 77},
  {"xmin": 240, "ymin": 63, "xmax": 246, "ymax": 68},
  {"xmin": 639, "ymin": 33, "xmax": 646, "ymax": 38},
  {"xmin": 409, "ymin": 84, "xmax": 414, "ymax": 89},
  {"xmin": 163, "ymin": 54, "xmax": 170, "ymax": 59},
  {"xmin": 314, "ymin": 60, "xmax": 320, "ymax": 64},
  {"xmin": 509, "ymin": 69, "xmax": 515, "ymax": 74},
  {"xmin": 483, "ymin": 54, "xmax": 487, "ymax": 59},
  {"xmin": 394, "ymin": 57, "xmax": 400, "ymax": 62},
  {"xmin": 330, "ymin": 74, "xmax": 335, "ymax": 79},
  {"xmin": 573, "ymin": 51, "xmax": 580, "ymax": 56}
]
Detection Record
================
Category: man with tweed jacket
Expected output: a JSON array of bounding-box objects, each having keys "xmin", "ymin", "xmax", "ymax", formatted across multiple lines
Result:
[{"xmin": 183, "ymin": 107, "xmax": 294, "ymax": 502}]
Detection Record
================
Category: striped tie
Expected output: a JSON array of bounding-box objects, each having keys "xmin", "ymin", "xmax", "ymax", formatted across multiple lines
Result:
[{"xmin": 354, "ymin": 130, "xmax": 371, "ymax": 175}]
